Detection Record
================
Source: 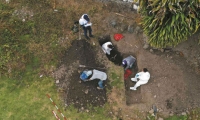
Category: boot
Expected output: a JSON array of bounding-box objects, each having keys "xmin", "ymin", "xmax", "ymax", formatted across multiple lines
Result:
[
  {"xmin": 131, "ymin": 78, "xmax": 137, "ymax": 82},
  {"xmin": 130, "ymin": 87, "xmax": 137, "ymax": 90}
]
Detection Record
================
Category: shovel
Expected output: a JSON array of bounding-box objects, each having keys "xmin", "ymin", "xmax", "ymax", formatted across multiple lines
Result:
[{"xmin": 79, "ymin": 65, "xmax": 106, "ymax": 70}]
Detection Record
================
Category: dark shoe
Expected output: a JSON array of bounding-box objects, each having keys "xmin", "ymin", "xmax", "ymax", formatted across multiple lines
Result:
[
  {"xmin": 89, "ymin": 35, "xmax": 94, "ymax": 37},
  {"xmin": 85, "ymin": 36, "xmax": 90, "ymax": 40}
]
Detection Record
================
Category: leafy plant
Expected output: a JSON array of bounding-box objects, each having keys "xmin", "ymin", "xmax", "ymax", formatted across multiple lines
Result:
[{"xmin": 138, "ymin": 0, "xmax": 200, "ymax": 48}]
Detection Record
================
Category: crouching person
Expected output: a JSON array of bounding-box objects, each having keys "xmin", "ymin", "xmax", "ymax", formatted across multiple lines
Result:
[
  {"xmin": 130, "ymin": 68, "xmax": 150, "ymax": 90},
  {"xmin": 80, "ymin": 69, "xmax": 107, "ymax": 90},
  {"xmin": 122, "ymin": 55, "xmax": 136, "ymax": 70}
]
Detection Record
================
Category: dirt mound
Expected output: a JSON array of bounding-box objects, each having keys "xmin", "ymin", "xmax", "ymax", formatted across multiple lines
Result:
[{"xmin": 54, "ymin": 40, "xmax": 108, "ymax": 110}]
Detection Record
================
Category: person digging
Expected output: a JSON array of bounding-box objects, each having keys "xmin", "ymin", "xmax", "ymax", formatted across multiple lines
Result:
[
  {"xmin": 122, "ymin": 55, "xmax": 136, "ymax": 70},
  {"xmin": 80, "ymin": 69, "xmax": 107, "ymax": 90}
]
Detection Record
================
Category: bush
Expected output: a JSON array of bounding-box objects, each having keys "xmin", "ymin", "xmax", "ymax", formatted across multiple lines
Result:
[{"xmin": 138, "ymin": 0, "xmax": 200, "ymax": 48}]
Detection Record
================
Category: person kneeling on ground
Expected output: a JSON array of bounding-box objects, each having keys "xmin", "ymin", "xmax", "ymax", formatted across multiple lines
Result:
[
  {"xmin": 80, "ymin": 69, "xmax": 107, "ymax": 90},
  {"xmin": 130, "ymin": 68, "xmax": 150, "ymax": 90},
  {"xmin": 102, "ymin": 41, "xmax": 114, "ymax": 55},
  {"xmin": 122, "ymin": 55, "xmax": 136, "ymax": 70}
]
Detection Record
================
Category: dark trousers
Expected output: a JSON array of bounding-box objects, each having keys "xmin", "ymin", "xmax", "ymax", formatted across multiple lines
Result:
[{"xmin": 82, "ymin": 26, "xmax": 92, "ymax": 37}]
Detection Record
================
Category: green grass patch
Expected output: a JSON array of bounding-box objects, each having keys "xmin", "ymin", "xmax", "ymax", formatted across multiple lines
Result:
[
  {"xmin": 165, "ymin": 115, "xmax": 188, "ymax": 120},
  {"xmin": 108, "ymin": 66, "xmax": 124, "ymax": 90},
  {"xmin": 0, "ymin": 72, "xmax": 113, "ymax": 120},
  {"xmin": 110, "ymin": 72, "xmax": 123, "ymax": 88},
  {"xmin": 0, "ymin": 70, "xmax": 58, "ymax": 120}
]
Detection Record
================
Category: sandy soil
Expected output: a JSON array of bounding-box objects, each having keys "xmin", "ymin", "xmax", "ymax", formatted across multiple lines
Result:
[{"xmin": 53, "ymin": 0, "xmax": 200, "ymax": 119}]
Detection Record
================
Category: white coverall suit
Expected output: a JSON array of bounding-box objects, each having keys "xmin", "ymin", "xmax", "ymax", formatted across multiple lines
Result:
[{"xmin": 130, "ymin": 71, "xmax": 150, "ymax": 90}]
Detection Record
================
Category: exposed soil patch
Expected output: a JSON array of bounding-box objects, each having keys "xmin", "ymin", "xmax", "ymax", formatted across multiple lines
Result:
[
  {"xmin": 53, "ymin": 0, "xmax": 200, "ymax": 119},
  {"xmin": 54, "ymin": 40, "xmax": 108, "ymax": 110}
]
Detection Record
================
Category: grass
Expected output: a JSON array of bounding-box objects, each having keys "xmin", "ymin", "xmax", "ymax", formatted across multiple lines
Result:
[
  {"xmin": 108, "ymin": 66, "xmax": 124, "ymax": 90},
  {"xmin": 165, "ymin": 115, "xmax": 188, "ymax": 120},
  {"xmin": 0, "ymin": 69, "xmax": 58, "ymax": 120},
  {"xmin": 0, "ymin": 66, "xmax": 113, "ymax": 120}
]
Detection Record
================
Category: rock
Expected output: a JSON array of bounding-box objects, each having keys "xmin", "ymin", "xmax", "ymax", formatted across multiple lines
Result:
[
  {"xmin": 86, "ymin": 109, "xmax": 89, "ymax": 112},
  {"xmin": 160, "ymin": 48, "xmax": 164, "ymax": 52},
  {"xmin": 169, "ymin": 112, "xmax": 174, "ymax": 116},
  {"xmin": 158, "ymin": 117, "xmax": 164, "ymax": 120},
  {"xmin": 143, "ymin": 43, "xmax": 149, "ymax": 49},
  {"xmin": 128, "ymin": 0, "xmax": 134, "ymax": 2},
  {"xmin": 154, "ymin": 95, "xmax": 156, "ymax": 98},
  {"xmin": 56, "ymin": 80, "xmax": 59, "ymax": 84},
  {"xmin": 149, "ymin": 109, "xmax": 154, "ymax": 114},
  {"xmin": 84, "ymin": 89, "xmax": 89, "ymax": 94},
  {"xmin": 157, "ymin": 83, "xmax": 160, "ymax": 87},
  {"xmin": 111, "ymin": 20, "xmax": 117, "ymax": 28},
  {"xmin": 120, "ymin": 24, "xmax": 128, "ymax": 32},
  {"xmin": 150, "ymin": 49, "xmax": 154, "ymax": 52},
  {"xmin": 142, "ymin": 33, "xmax": 149, "ymax": 43},
  {"xmin": 6, "ymin": 0, "xmax": 10, "ymax": 3},
  {"xmin": 134, "ymin": 26, "xmax": 141, "ymax": 34},
  {"xmin": 128, "ymin": 25, "xmax": 134, "ymax": 33},
  {"xmin": 181, "ymin": 112, "xmax": 187, "ymax": 116}
]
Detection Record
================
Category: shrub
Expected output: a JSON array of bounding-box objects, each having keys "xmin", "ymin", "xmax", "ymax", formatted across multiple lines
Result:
[{"xmin": 138, "ymin": 0, "xmax": 200, "ymax": 48}]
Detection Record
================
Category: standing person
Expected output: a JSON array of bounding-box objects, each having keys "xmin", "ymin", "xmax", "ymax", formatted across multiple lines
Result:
[
  {"xmin": 102, "ymin": 41, "xmax": 114, "ymax": 55},
  {"xmin": 122, "ymin": 55, "xmax": 136, "ymax": 70},
  {"xmin": 79, "ymin": 14, "xmax": 93, "ymax": 40},
  {"xmin": 80, "ymin": 69, "xmax": 107, "ymax": 90},
  {"xmin": 130, "ymin": 68, "xmax": 150, "ymax": 90}
]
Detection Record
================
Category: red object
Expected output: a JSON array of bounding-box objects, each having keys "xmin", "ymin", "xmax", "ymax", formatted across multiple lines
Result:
[
  {"xmin": 124, "ymin": 69, "xmax": 132, "ymax": 80},
  {"xmin": 114, "ymin": 33, "xmax": 124, "ymax": 41}
]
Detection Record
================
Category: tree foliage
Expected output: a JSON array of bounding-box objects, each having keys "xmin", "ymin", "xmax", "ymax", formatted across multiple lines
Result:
[{"xmin": 138, "ymin": 0, "xmax": 200, "ymax": 48}]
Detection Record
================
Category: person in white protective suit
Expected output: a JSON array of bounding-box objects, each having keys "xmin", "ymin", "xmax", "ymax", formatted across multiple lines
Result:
[{"xmin": 130, "ymin": 68, "xmax": 150, "ymax": 90}]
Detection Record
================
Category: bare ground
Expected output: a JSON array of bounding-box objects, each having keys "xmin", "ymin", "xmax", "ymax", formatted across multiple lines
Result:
[{"xmin": 53, "ymin": 0, "xmax": 200, "ymax": 119}]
